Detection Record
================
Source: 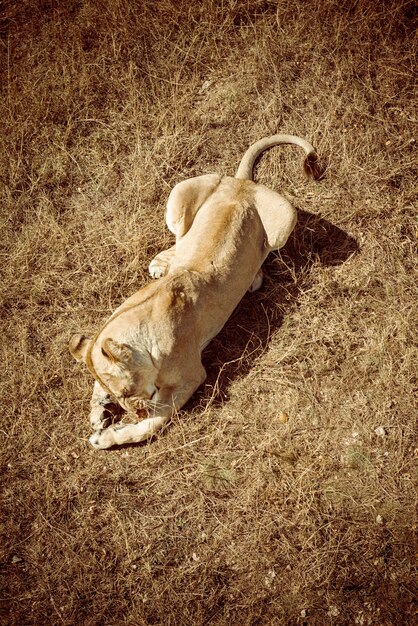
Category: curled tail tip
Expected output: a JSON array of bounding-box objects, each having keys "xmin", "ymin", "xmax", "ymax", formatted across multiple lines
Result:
[{"xmin": 303, "ymin": 152, "xmax": 324, "ymax": 181}]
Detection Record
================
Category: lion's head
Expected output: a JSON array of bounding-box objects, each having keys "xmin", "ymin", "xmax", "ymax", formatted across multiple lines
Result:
[{"xmin": 69, "ymin": 333, "xmax": 158, "ymax": 412}]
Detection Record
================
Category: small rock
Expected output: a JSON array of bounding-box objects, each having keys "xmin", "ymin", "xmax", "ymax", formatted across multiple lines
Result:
[
  {"xmin": 278, "ymin": 411, "xmax": 289, "ymax": 423},
  {"xmin": 264, "ymin": 568, "xmax": 276, "ymax": 588},
  {"xmin": 198, "ymin": 80, "xmax": 212, "ymax": 94},
  {"xmin": 376, "ymin": 514, "xmax": 384, "ymax": 525},
  {"xmin": 374, "ymin": 426, "xmax": 386, "ymax": 437},
  {"xmin": 328, "ymin": 605, "xmax": 340, "ymax": 617}
]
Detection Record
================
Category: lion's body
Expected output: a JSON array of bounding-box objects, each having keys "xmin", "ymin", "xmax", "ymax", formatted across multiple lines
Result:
[{"xmin": 70, "ymin": 135, "xmax": 320, "ymax": 449}]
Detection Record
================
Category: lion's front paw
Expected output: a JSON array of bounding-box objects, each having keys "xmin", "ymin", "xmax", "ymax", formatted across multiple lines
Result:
[
  {"xmin": 90, "ymin": 407, "xmax": 111, "ymax": 432},
  {"xmin": 89, "ymin": 428, "xmax": 117, "ymax": 450}
]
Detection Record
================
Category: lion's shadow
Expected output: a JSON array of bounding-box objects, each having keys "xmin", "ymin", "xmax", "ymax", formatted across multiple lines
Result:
[{"xmin": 189, "ymin": 209, "xmax": 359, "ymax": 410}]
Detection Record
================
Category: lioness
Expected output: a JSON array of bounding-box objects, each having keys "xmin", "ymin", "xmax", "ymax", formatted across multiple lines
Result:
[{"xmin": 69, "ymin": 134, "xmax": 321, "ymax": 449}]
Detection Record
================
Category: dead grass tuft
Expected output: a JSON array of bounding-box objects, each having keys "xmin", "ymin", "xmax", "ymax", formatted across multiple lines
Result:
[{"xmin": 1, "ymin": 0, "xmax": 416, "ymax": 624}]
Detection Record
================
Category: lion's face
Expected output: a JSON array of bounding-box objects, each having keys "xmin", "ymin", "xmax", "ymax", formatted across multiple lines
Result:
[{"xmin": 69, "ymin": 333, "xmax": 158, "ymax": 412}]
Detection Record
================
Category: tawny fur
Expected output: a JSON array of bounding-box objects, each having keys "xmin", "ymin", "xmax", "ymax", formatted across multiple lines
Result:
[{"xmin": 70, "ymin": 134, "xmax": 320, "ymax": 449}]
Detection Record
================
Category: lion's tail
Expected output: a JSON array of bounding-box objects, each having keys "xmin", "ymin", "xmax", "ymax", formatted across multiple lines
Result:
[{"xmin": 235, "ymin": 134, "xmax": 322, "ymax": 181}]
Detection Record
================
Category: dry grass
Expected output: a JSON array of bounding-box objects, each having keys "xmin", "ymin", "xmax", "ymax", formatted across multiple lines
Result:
[{"xmin": 1, "ymin": 0, "xmax": 417, "ymax": 624}]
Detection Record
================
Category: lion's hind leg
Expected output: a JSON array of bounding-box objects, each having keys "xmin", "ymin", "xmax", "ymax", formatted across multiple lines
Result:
[
  {"xmin": 254, "ymin": 185, "xmax": 297, "ymax": 252},
  {"xmin": 165, "ymin": 174, "xmax": 221, "ymax": 241},
  {"xmin": 148, "ymin": 244, "xmax": 177, "ymax": 278},
  {"xmin": 248, "ymin": 268, "xmax": 263, "ymax": 292}
]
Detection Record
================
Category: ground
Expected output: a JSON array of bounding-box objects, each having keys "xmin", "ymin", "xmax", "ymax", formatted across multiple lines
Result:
[{"xmin": 0, "ymin": 1, "xmax": 416, "ymax": 624}]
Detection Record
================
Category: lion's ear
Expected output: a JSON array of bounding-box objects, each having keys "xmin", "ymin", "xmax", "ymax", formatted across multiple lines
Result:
[
  {"xmin": 69, "ymin": 334, "xmax": 91, "ymax": 362},
  {"xmin": 101, "ymin": 338, "xmax": 133, "ymax": 365}
]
